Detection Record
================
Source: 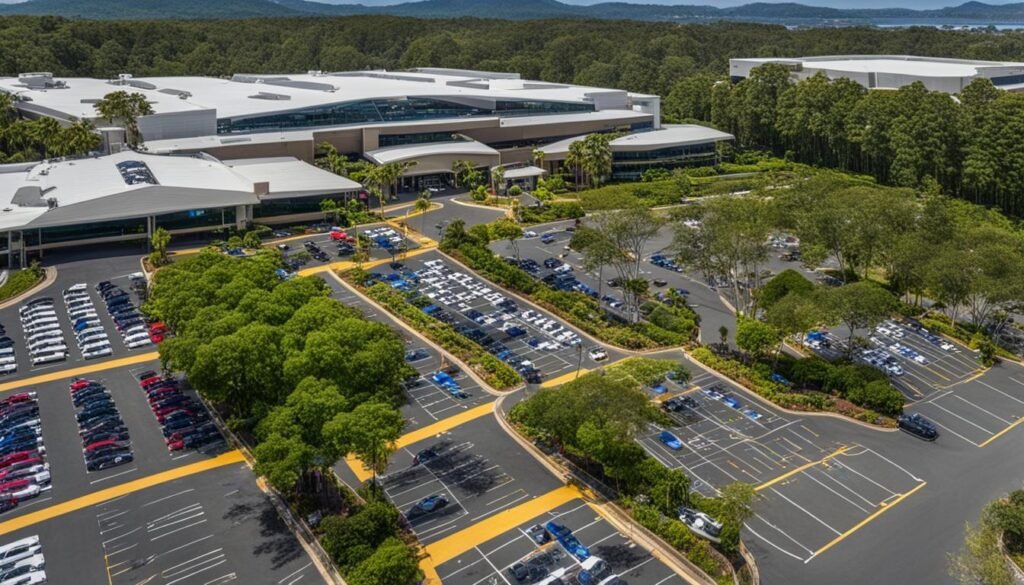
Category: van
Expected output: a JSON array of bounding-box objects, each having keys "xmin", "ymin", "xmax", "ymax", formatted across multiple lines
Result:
[{"xmin": 31, "ymin": 351, "xmax": 66, "ymax": 366}]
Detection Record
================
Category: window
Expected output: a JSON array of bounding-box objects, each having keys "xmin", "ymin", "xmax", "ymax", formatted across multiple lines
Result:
[
  {"xmin": 378, "ymin": 132, "xmax": 467, "ymax": 148},
  {"xmin": 990, "ymin": 73, "xmax": 1024, "ymax": 87},
  {"xmin": 217, "ymin": 98, "xmax": 596, "ymax": 134},
  {"xmin": 156, "ymin": 207, "xmax": 230, "ymax": 231},
  {"xmin": 39, "ymin": 217, "xmax": 146, "ymax": 244},
  {"xmin": 253, "ymin": 196, "xmax": 351, "ymax": 218}
]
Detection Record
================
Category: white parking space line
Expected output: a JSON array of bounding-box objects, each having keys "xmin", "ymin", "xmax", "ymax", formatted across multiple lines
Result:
[
  {"xmin": 802, "ymin": 471, "xmax": 870, "ymax": 513},
  {"xmin": 983, "ymin": 379, "xmax": 1024, "ymax": 406},
  {"xmin": 951, "ymin": 394, "xmax": 1013, "ymax": 424},
  {"xmin": 769, "ymin": 487, "xmax": 842, "ymax": 536},
  {"xmin": 928, "ymin": 402, "xmax": 997, "ymax": 435}
]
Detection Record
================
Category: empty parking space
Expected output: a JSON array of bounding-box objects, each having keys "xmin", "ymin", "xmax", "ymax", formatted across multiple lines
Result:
[
  {"xmin": 743, "ymin": 446, "xmax": 925, "ymax": 565},
  {"xmin": 910, "ymin": 366, "xmax": 1024, "ymax": 447},
  {"xmin": 379, "ymin": 414, "xmax": 561, "ymax": 546},
  {"xmin": 435, "ymin": 498, "xmax": 684, "ymax": 585},
  {"xmin": 640, "ymin": 368, "xmax": 839, "ymax": 494}
]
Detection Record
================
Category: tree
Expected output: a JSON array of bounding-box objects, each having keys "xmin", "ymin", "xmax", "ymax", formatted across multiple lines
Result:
[
  {"xmin": 949, "ymin": 520, "xmax": 1014, "ymax": 585},
  {"xmin": 492, "ymin": 218, "xmax": 523, "ymax": 261},
  {"xmin": 532, "ymin": 148, "xmax": 546, "ymax": 169},
  {"xmin": 242, "ymin": 230, "xmax": 261, "ymax": 249},
  {"xmin": 414, "ymin": 190, "xmax": 431, "ymax": 235},
  {"xmin": 324, "ymin": 402, "xmax": 405, "ymax": 483},
  {"xmin": 827, "ymin": 282, "xmax": 897, "ymax": 355},
  {"xmin": 149, "ymin": 227, "xmax": 171, "ymax": 267},
  {"xmin": 757, "ymin": 269, "xmax": 814, "ymax": 313},
  {"xmin": 591, "ymin": 207, "xmax": 663, "ymax": 322},
  {"xmin": 346, "ymin": 537, "xmax": 422, "ymax": 585},
  {"xmin": 671, "ymin": 168, "xmax": 693, "ymax": 199},
  {"xmin": 451, "ymin": 159, "xmax": 482, "ymax": 189},
  {"xmin": 718, "ymin": 325, "xmax": 729, "ymax": 349},
  {"xmin": 571, "ymin": 226, "xmax": 618, "ymax": 299},
  {"xmin": 580, "ymin": 133, "xmax": 614, "ymax": 188},
  {"xmin": 735, "ymin": 317, "xmax": 782, "ymax": 362},
  {"xmin": 717, "ymin": 482, "xmax": 757, "ymax": 553},
  {"xmin": 253, "ymin": 434, "xmax": 316, "ymax": 493},
  {"xmin": 490, "ymin": 165, "xmax": 505, "ymax": 196},
  {"xmin": 320, "ymin": 501, "xmax": 401, "ymax": 571},
  {"xmin": 320, "ymin": 198, "xmax": 339, "ymax": 224},
  {"xmin": 93, "ymin": 90, "xmax": 154, "ymax": 147}
]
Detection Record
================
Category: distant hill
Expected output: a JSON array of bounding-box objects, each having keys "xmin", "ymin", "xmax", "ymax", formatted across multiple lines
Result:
[{"xmin": 2, "ymin": 0, "xmax": 1024, "ymax": 24}]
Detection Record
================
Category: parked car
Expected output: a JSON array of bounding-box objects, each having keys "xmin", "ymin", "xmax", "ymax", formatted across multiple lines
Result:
[{"xmin": 898, "ymin": 413, "xmax": 938, "ymax": 441}]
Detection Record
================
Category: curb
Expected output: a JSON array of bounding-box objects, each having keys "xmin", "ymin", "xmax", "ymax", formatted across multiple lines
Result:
[
  {"xmin": 0, "ymin": 267, "xmax": 56, "ymax": 311},
  {"xmin": 493, "ymin": 395, "xmax": 724, "ymax": 585},
  {"xmin": 683, "ymin": 349, "xmax": 898, "ymax": 432},
  {"xmin": 326, "ymin": 270, "xmax": 518, "ymax": 397}
]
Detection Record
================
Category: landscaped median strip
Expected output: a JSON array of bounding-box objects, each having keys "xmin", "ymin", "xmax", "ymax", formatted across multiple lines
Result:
[
  {"xmin": 0, "ymin": 449, "xmax": 245, "ymax": 537},
  {"xmin": 0, "ymin": 351, "xmax": 160, "ymax": 393},
  {"xmin": 345, "ymin": 402, "xmax": 496, "ymax": 482},
  {"xmin": 296, "ymin": 243, "xmax": 436, "ymax": 277},
  {"xmin": 423, "ymin": 485, "xmax": 583, "ymax": 566}
]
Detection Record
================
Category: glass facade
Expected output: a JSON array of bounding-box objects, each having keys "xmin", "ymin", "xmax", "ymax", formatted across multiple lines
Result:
[
  {"xmin": 156, "ymin": 207, "xmax": 233, "ymax": 231},
  {"xmin": 253, "ymin": 197, "xmax": 340, "ymax": 219},
  {"xmin": 990, "ymin": 73, "xmax": 1024, "ymax": 87},
  {"xmin": 378, "ymin": 132, "xmax": 467, "ymax": 148},
  {"xmin": 610, "ymin": 142, "xmax": 718, "ymax": 181},
  {"xmin": 39, "ymin": 217, "xmax": 147, "ymax": 245},
  {"xmin": 217, "ymin": 97, "xmax": 595, "ymax": 134}
]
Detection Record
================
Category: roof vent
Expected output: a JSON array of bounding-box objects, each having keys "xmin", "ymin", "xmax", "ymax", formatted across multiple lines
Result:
[
  {"xmin": 46, "ymin": 197, "xmax": 58, "ymax": 209},
  {"xmin": 249, "ymin": 92, "xmax": 291, "ymax": 101},
  {"xmin": 308, "ymin": 70, "xmax": 323, "ymax": 76}
]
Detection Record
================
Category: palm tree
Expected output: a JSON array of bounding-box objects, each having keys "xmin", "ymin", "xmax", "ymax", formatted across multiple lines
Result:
[
  {"xmin": 94, "ymin": 90, "xmax": 154, "ymax": 147},
  {"xmin": 532, "ymin": 148, "xmax": 546, "ymax": 170},
  {"xmin": 581, "ymin": 134, "xmax": 613, "ymax": 189},
  {"xmin": 414, "ymin": 190, "xmax": 431, "ymax": 236},
  {"xmin": 62, "ymin": 119, "xmax": 101, "ymax": 156},
  {"xmin": 451, "ymin": 159, "xmax": 482, "ymax": 189},
  {"xmin": 566, "ymin": 140, "xmax": 586, "ymax": 191},
  {"xmin": 372, "ymin": 161, "xmax": 416, "ymax": 216},
  {"xmin": 319, "ymin": 199, "xmax": 339, "ymax": 225},
  {"xmin": 490, "ymin": 165, "xmax": 505, "ymax": 198},
  {"xmin": 0, "ymin": 93, "xmax": 15, "ymax": 128},
  {"xmin": 28, "ymin": 118, "xmax": 62, "ymax": 158}
]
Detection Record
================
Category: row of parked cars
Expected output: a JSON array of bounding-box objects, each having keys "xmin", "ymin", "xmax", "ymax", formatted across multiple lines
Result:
[
  {"xmin": 0, "ymin": 535, "xmax": 46, "ymax": 584},
  {"xmin": 95, "ymin": 281, "xmax": 154, "ymax": 349},
  {"xmin": 0, "ymin": 393, "xmax": 49, "ymax": 509},
  {"xmin": 62, "ymin": 284, "xmax": 111, "ymax": 360},
  {"xmin": 137, "ymin": 372, "xmax": 220, "ymax": 452},
  {"xmin": 70, "ymin": 378, "xmax": 133, "ymax": 471},
  {"xmin": 19, "ymin": 298, "xmax": 67, "ymax": 367}
]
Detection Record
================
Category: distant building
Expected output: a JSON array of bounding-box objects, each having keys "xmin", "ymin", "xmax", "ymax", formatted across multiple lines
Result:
[{"xmin": 729, "ymin": 55, "xmax": 1024, "ymax": 93}]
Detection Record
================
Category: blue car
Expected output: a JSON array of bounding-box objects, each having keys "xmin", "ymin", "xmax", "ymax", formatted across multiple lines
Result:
[
  {"xmin": 545, "ymin": 522, "xmax": 590, "ymax": 560},
  {"xmin": 650, "ymin": 384, "xmax": 668, "ymax": 395},
  {"xmin": 659, "ymin": 431, "xmax": 683, "ymax": 450},
  {"xmin": 505, "ymin": 327, "xmax": 526, "ymax": 338},
  {"xmin": 742, "ymin": 409, "xmax": 762, "ymax": 421},
  {"xmin": 722, "ymin": 394, "xmax": 742, "ymax": 409}
]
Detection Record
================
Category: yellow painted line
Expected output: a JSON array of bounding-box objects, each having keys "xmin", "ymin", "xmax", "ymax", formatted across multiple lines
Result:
[
  {"xmin": 0, "ymin": 450, "xmax": 245, "ymax": 537},
  {"xmin": 755, "ymin": 446, "xmax": 849, "ymax": 492},
  {"xmin": 0, "ymin": 352, "xmax": 160, "ymax": 393},
  {"xmin": 297, "ymin": 244, "xmax": 437, "ymax": 277},
  {"xmin": 344, "ymin": 402, "xmax": 496, "ymax": 482},
  {"xmin": 811, "ymin": 481, "xmax": 926, "ymax": 560},
  {"xmin": 419, "ymin": 557, "xmax": 442, "ymax": 585},
  {"xmin": 425, "ymin": 485, "xmax": 582, "ymax": 565},
  {"xmin": 540, "ymin": 369, "xmax": 589, "ymax": 388},
  {"xmin": 940, "ymin": 367, "xmax": 989, "ymax": 389},
  {"xmin": 922, "ymin": 364, "xmax": 951, "ymax": 382},
  {"xmin": 978, "ymin": 417, "xmax": 1024, "ymax": 448}
]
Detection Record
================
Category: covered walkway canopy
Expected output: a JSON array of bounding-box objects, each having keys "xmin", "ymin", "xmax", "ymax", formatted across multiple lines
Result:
[{"xmin": 364, "ymin": 140, "xmax": 499, "ymax": 176}]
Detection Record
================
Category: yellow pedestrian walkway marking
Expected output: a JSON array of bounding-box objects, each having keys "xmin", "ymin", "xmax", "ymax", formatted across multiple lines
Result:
[
  {"xmin": 540, "ymin": 369, "xmax": 588, "ymax": 388},
  {"xmin": 755, "ymin": 446, "xmax": 849, "ymax": 492},
  {"xmin": 810, "ymin": 481, "xmax": 926, "ymax": 561},
  {"xmin": 0, "ymin": 352, "xmax": 160, "ymax": 394},
  {"xmin": 297, "ymin": 244, "xmax": 437, "ymax": 277},
  {"xmin": 345, "ymin": 402, "xmax": 496, "ymax": 481},
  {"xmin": 424, "ymin": 485, "xmax": 582, "ymax": 565},
  {"xmin": 0, "ymin": 450, "xmax": 245, "ymax": 537}
]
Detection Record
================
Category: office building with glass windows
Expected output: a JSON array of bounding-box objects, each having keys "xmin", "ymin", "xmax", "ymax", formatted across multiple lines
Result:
[
  {"xmin": 729, "ymin": 55, "xmax": 1024, "ymax": 93},
  {"xmin": 0, "ymin": 151, "xmax": 359, "ymax": 266}
]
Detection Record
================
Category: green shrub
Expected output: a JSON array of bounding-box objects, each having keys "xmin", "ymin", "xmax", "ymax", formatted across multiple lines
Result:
[
  {"xmin": 520, "ymin": 201, "xmax": 585, "ymax": 224},
  {"xmin": 847, "ymin": 380, "xmax": 904, "ymax": 416},
  {"xmin": 0, "ymin": 265, "xmax": 43, "ymax": 302}
]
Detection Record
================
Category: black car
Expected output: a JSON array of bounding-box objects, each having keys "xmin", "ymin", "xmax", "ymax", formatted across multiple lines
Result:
[
  {"xmin": 77, "ymin": 408, "xmax": 120, "ymax": 426},
  {"xmin": 607, "ymin": 277, "xmax": 624, "ymax": 288},
  {"xmin": 181, "ymin": 428, "xmax": 221, "ymax": 449},
  {"xmin": 653, "ymin": 279, "xmax": 668, "ymax": 287},
  {"xmin": 81, "ymin": 431, "xmax": 130, "ymax": 446},
  {"xmin": 543, "ymin": 258, "xmax": 563, "ymax": 269},
  {"xmin": 0, "ymin": 338, "xmax": 13, "ymax": 349},
  {"xmin": 87, "ymin": 450, "xmax": 133, "ymax": 471},
  {"xmin": 898, "ymin": 413, "xmax": 938, "ymax": 440},
  {"xmin": 74, "ymin": 394, "xmax": 114, "ymax": 410},
  {"xmin": 81, "ymin": 422, "xmax": 127, "ymax": 438}
]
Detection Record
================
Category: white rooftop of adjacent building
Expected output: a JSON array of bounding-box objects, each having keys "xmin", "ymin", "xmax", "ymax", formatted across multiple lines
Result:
[
  {"xmin": 736, "ymin": 55, "xmax": 1024, "ymax": 78},
  {"xmin": 364, "ymin": 140, "xmax": 499, "ymax": 166},
  {"xmin": 0, "ymin": 152, "xmax": 357, "ymax": 231},
  {"xmin": 541, "ymin": 124, "xmax": 734, "ymax": 156},
  {"xmin": 0, "ymin": 69, "xmax": 641, "ymax": 121}
]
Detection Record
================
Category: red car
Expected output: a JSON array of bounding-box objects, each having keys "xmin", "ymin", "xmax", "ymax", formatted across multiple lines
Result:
[
  {"xmin": 328, "ymin": 230, "xmax": 350, "ymax": 242},
  {"xmin": 84, "ymin": 439, "xmax": 130, "ymax": 453},
  {"xmin": 0, "ymin": 451, "xmax": 39, "ymax": 471},
  {"xmin": 0, "ymin": 393, "xmax": 35, "ymax": 406},
  {"xmin": 148, "ymin": 322, "xmax": 167, "ymax": 334},
  {"xmin": 147, "ymin": 389, "xmax": 182, "ymax": 403},
  {"xmin": 0, "ymin": 459, "xmax": 44, "ymax": 480},
  {"xmin": 140, "ymin": 376, "xmax": 164, "ymax": 388},
  {"xmin": 70, "ymin": 379, "xmax": 93, "ymax": 391}
]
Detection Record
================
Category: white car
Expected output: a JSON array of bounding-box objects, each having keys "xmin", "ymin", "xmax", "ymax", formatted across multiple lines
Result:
[
  {"xmin": 875, "ymin": 326, "xmax": 892, "ymax": 336},
  {"xmin": 0, "ymin": 537, "xmax": 40, "ymax": 569},
  {"xmin": 126, "ymin": 338, "xmax": 152, "ymax": 349},
  {"xmin": 83, "ymin": 347, "xmax": 113, "ymax": 360},
  {"xmin": 913, "ymin": 354, "xmax": 929, "ymax": 365},
  {"xmin": 30, "ymin": 351, "xmax": 66, "ymax": 366},
  {"xmin": 524, "ymin": 231, "xmax": 538, "ymax": 238},
  {"xmin": 0, "ymin": 569, "xmax": 46, "ymax": 585},
  {"xmin": 939, "ymin": 341, "xmax": 955, "ymax": 351},
  {"xmin": 588, "ymin": 347, "xmax": 608, "ymax": 361},
  {"xmin": 0, "ymin": 553, "xmax": 44, "ymax": 579},
  {"xmin": 79, "ymin": 340, "xmax": 111, "ymax": 354}
]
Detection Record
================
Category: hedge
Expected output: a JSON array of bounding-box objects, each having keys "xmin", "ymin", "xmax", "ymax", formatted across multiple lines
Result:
[
  {"xmin": 359, "ymin": 281, "xmax": 521, "ymax": 390},
  {"xmin": 689, "ymin": 347, "xmax": 893, "ymax": 426},
  {"xmin": 0, "ymin": 265, "xmax": 44, "ymax": 302},
  {"xmin": 630, "ymin": 503, "xmax": 730, "ymax": 582},
  {"xmin": 519, "ymin": 202, "xmax": 585, "ymax": 224},
  {"xmin": 920, "ymin": 315, "xmax": 1015, "ymax": 360}
]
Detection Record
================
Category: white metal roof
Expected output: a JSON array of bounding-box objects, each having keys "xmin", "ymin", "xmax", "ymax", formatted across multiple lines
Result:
[
  {"xmin": 735, "ymin": 55, "xmax": 1024, "ymax": 78},
  {"xmin": 541, "ymin": 124, "xmax": 733, "ymax": 157},
  {"xmin": 503, "ymin": 166, "xmax": 546, "ymax": 179},
  {"xmin": 364, "ymin": 140, "xmax": 499, "ymax": 166},
  {"xmin": 0, "ymin": 70, "xmax": 630, "ymax": 122},
  {"xmin": 0, "ymin": 152, "xmax": 352, "ymax": 232},
  {"xmin": 225, "ymin": 157, "xmax": 361, "ymax": 198},
  {"xmin": 498, "ymin": 110, "xmax": 651, "ymax": 128}
]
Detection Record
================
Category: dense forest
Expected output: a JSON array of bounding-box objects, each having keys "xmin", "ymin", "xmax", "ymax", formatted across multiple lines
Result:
[
  {"xmin": 4, "ymin": 15, "xmax": 1024, "ymax": 209},
  {"xmin": 3, "ymin": 16, "xmax": 1024, "ymax": 100}
]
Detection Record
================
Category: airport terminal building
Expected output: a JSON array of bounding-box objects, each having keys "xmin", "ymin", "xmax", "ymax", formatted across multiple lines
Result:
[
  {"xmin": 729, "ymin": 55, "xmax": 1024, "ymax": 93},
  {"xmin": 0, "ymin": 68, "xmax": 734, "ymax": 263}
]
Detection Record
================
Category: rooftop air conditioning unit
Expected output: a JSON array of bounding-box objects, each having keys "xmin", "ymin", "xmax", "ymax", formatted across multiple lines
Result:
[
  {"xmin": 118, "ymin": 73, "xmax": 133, "ymax": 83},
  {"xmin": 308, "ymin": 70, "xmax": 323, "ymax": 76},
  {"xmin": 46, "ymin": 197, "xmax": 58, "ymax": 209}
]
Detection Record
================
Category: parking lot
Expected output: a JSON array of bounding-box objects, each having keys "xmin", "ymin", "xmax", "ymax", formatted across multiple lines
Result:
[
  {"xmin": 365, "ymin": 251, "xmax": 611, "ymax": 385},
  {"xmin": 379, "ymin": 413, "xmax": 562, "ymax": 546},
  {"xmin": 276, "ymin": 222, "xmax": 421, "ymax": 275},
  {"xmin": 639, "ymin": 366, "xmax": 842, "ymax": 494},
  {"xmin": 804, "ymin": 318, "xmax": 980, "ymax": 399},
  {"xmin": 435, "ymin": 498, "xmax": 685, "ymax": 585},
  {"xmin": 0, "ymin": 460, "xmax": 318, "ymax": 585},
  {"xmin": 908, "ymin": 364, "xmax": 1024, "ymax": 447},
  {"xmin": 323, "ymin": 273, "xmax": 494, "ymax": 431}
]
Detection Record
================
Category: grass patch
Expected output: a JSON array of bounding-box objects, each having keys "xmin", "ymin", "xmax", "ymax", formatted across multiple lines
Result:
[{"xmin": 0, "ymin": 265, "xmax": 44, "ymax": 302}]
